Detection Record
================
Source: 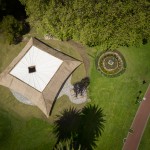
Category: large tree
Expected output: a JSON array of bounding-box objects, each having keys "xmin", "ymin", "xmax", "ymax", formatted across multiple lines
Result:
[
  {"xmin": 0, "ymin": 0, "xmax": 29, "ymax": 44},
  {"xmin": 53, "ymin": 107, "xmax": 80, "ymax": 144},
  {"xmin": 0, "ymin": 15, "xmax": 24, "ymax": 44},
  {"xmin": 19, "ymin": 0, "xmax": 49, "ymax": 34},
  {"xmin": 78, "ymin": 105, "xmax": 105, "ymax": 149},
  {"xmin": 20, "ymin": 0, "xmax": 150, "ymax": 48},
  {"xmin": 53, "ymin": 105, "xmax": 105, "ymax": 150}
]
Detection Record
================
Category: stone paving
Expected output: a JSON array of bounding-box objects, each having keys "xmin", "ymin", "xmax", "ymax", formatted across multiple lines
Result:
[
  {"xmin": 11, "ymin": 89, "xmax": 34, "ymax": 105},
  {"xmin": 58, "ymin": 76, "xmax": 87, "ymax": 104}
]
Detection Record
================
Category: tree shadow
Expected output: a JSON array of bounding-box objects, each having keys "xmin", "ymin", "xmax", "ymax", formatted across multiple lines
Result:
[
  {"xmin": 53, "ymin": 107, "xmax": 81, "ymax": 145},
  {"xmin": 78, "ymin": 105, "xmax": 105, "ymax": 150},
  {"xmin": 0, "ymin": 110, "xmax": 12, "ymax": 146},
  {"xmin": 53, "ymin": 105, "xmax": 105, "ymax": 150}
]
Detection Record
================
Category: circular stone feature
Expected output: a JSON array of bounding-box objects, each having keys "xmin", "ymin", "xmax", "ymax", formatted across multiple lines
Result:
[
  {"xmin": 96, "ymin": 50, "xmax": 126, "ymax": 77},
  {"xmin": 108, "ymin": 59, "xmax": 114, "ymax": 65},
  {"xmin": 103, "ymin": 56, "xmax": 118, "ymax": 70}
]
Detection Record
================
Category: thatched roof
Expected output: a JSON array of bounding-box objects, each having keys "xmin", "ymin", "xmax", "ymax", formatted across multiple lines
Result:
[{"xmin": 0, "ymin": 38, "xmax": 82, "ymax": 117}]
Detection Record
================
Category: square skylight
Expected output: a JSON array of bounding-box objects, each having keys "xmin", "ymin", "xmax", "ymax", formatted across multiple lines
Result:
[
  {"xmin": 28, "ymin": 66, "xmax": 36, "ymax": 73},
  {"xmin": 10, "ymin": 46, "xmax": 63, "ymax": 92}
]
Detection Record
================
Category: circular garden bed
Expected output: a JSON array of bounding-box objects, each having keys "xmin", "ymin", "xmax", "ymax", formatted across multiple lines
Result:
[{"xmin": 96, "ymin": 50, "xmax": 126, "ymax": 77}]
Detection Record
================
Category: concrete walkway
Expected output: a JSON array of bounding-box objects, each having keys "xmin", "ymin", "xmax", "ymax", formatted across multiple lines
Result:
[
  {"xmin": 122, "ymin": 85, "xmax": 150, "ymax": 150},
  {"xmin": 58, "ymin": 76, "xmax": 87, "ymax": 104}
]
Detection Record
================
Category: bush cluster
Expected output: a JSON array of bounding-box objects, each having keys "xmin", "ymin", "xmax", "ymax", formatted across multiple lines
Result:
[{"xmin": 20, "ymin": 0, "xmax": 150, "ymax": 48}]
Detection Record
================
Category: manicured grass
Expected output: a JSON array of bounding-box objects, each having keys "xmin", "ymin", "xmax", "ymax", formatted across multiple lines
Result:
[
  {"xmin": 89, "ymin": 43, "xmax": 150, "ymax": 150},
  {"xmin": 0, "ymin": 36, "xmax": 26, "ymax": 73},
  {"xmin": 0, "ymin": 109, "xmax": 56, "ymax": 150}
]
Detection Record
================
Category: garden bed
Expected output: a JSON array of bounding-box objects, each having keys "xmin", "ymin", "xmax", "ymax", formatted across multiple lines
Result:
[{"xmin": 96, "ymin": 50, "xmax": 126, "ymax": 77}]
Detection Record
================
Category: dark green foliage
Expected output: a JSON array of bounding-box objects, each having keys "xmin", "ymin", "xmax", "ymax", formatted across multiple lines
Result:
[
  {"xmin": 0, "ymin": 111, "xmax": 12, "ymax": 146},
  {"xmin": 54, "ymin": 138, "xmax": 82, "ymax": 150},
  {"xmin": 21, "ymin": 0, "xmax": 150, "ymax": 48},
  {"xmin": 53, "ymin": 105, "xmax": 105, "ymax": 150},
  {"xmin": 0, "ymin": 0, "xmax": 27, "ymax": 21},
  {"xmin": 78, "ymin": 105, "xmax": 105, "ymax": 150},
  {"xmin": 53, "ymin": 139, "xmax": 80, "ymax": 150},
  {"xmin": 53, "ymin": 108, "xmax": 81, "ymax": 143},
  {"xmin": 0, "ymin": 15, "xmax": 24, "ymax": 44},
  {"xmin": 0, "ymin": 0, "xmax": 29, "ymax": 44},
  {"xmin": 73, "ymin": 77, "xmax": 90, "ymax": 97},
  {"xmin": 19, "ymin": 0, "xmax": 49, "ymax": 34}
]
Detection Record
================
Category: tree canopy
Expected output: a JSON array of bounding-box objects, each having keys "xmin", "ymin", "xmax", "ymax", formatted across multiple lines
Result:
[
  {"xmin": 20, "ymin": 0, "xmax": 150, "ymax": 48},
  {"xmin": 0, "ymin": 0, "xmax": 29, "ymax": 44},
  {"xmin": 0, "ymin": 0, "xmax": 26, "ymax": 21},
  {"xmin": 0, "ymin": 15, "xmax": 24, "ymax": 44}
]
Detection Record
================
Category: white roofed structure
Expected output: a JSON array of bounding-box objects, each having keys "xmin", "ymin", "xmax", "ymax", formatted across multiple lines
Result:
[
  {"xmin": 10, "ymin": 46, "xmax": 63, "ymax": 92},
  {"xmin": 0, "ymin": 38, "xmax": 81, "ymax": 117}
]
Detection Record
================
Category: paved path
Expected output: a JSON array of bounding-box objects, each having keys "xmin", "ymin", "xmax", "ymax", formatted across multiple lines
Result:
[
  {"xmin": 58, "ymin": 76, "xmax": 87, "ymax": 104},
  {"xmin": 122, "ymin": 85, "xmax": 150, "ymax": 150}
]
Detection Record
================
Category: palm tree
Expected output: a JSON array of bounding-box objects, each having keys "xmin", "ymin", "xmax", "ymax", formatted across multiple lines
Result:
[
  {"xmin": 53, "ymin": 105, "xmax": 105, "ymax": 150},
  {"xmin": 78, "ymin": 105, "xmax": 105, "ymax": 150},
  {"xmin": 53, "ymin": 138, "xmax": 81, "ymax": 150},
  {"xmin": 53, "ymin": 107, "xmax": 81, "ymax": 145}
]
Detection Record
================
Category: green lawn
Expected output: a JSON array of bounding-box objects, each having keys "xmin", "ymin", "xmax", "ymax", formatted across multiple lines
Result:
[
  {"xmin": 0, "ymin": 109, "xmax": 56, "ymax": 150},
  {"xmin": 89, "ymin": 43, "xmax": 150, "ymax": 150},
  {"xmin": 0, "ymin": 33, "xmax": 150, "ymax": 150}
]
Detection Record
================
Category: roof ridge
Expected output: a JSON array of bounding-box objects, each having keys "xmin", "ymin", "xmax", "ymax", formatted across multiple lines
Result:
[{"xmin": 41, "ymin": 92, "xmax": 49, "ymax": 117}]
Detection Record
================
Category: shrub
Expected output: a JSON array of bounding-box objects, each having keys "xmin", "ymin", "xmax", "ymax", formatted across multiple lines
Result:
[{"xmin": 73, "ymin": 77, "xmax": 90, "ymax": 97}]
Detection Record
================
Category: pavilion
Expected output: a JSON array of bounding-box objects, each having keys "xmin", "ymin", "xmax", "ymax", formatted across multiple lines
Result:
[{"xmin": 0, "ymin": 38, "xmax": 81, "ymax": 117}]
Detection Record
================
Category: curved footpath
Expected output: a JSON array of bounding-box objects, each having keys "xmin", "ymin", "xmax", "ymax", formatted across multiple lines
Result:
[{"xmin": 122, "ymin": 85, "xmax": 150, "ymax": 150}]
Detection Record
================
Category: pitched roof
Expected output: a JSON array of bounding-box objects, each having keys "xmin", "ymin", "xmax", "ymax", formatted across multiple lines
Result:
[
  {"xmin": 0, "ymin": 38, "xmax": 82, "ymax": 117},
  {"xmin": 10, "ymin": 45, "xmax": 63, "ymax": 92}
]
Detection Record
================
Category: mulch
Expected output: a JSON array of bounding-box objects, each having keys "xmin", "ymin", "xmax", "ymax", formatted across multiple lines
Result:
[{"xmin": 122, "ymin": 85, "xmax": 150, "ymax": 150}]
